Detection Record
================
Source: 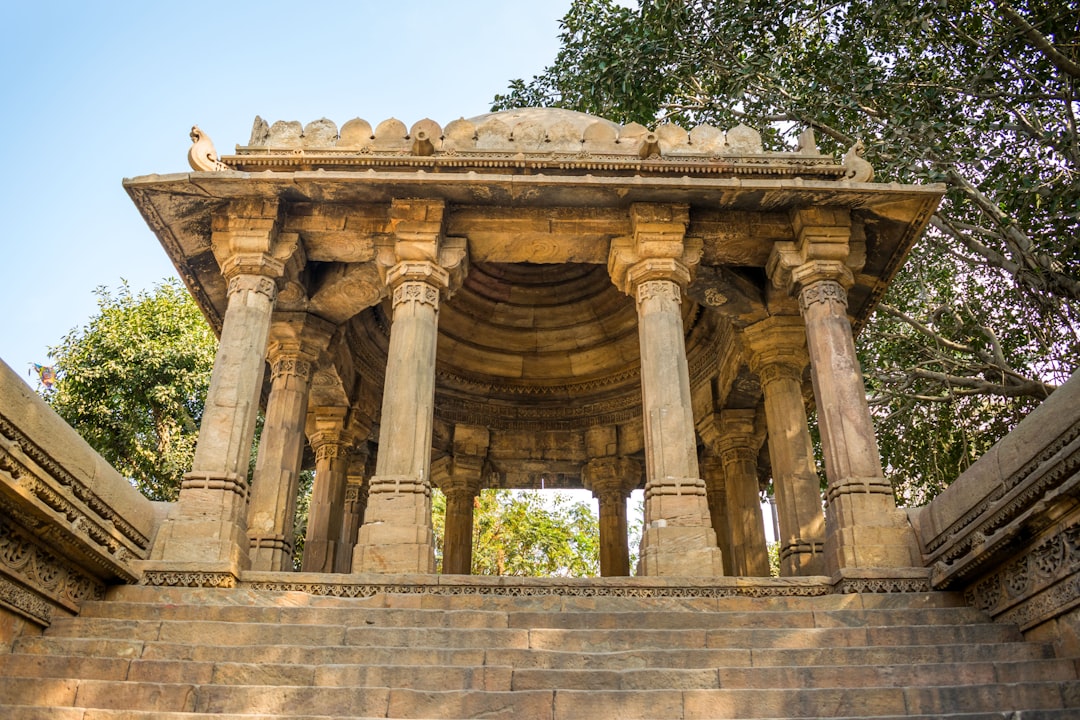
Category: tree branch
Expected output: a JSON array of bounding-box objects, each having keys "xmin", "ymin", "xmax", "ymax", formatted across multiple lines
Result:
[{"xmin": 990, "ymin": 0, "xmax": 1080, "ymax": 80}]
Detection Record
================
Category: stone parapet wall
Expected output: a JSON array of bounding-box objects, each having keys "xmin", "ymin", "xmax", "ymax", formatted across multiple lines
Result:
[
  {"xmin": 913, "ymin": 368, "xmax": 1080, "ymax": 652},
  {"xmin": 0, "ymin": 359, "xmax": 159, "ymax": 640}
]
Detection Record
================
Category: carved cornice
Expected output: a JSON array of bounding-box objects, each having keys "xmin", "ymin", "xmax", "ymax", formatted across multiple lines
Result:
[{"xmin": 0, "ymin": 415, "xmax": 150, "ymax": 566}]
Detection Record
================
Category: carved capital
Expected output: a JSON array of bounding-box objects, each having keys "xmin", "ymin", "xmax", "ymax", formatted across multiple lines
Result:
[
  {"xmin": 582, "ymin": 457, "xmax": 642, "ymax": 500},
  {"xmin": 392, "ymin": 280, "xmax": 441, "ymax": 311},
  {"xmin": 307, "ymin": 406, "xmax": 351, "ymax": 461},
  {"xmin": 742, "ymin": 316, "xmax": 810, "ymax": 385},
  {"xmin": 211, "ymin": 199, "xmax": 299, "ymax": 282},
  {"xmin": 798, "ymin": 279, "xmax": 849, "ymax": 314},
  {"xmin": 607, "ymin": 203, "xmax": 700, "ymax": 295},
  {"xmin": 431, "ymin": 453, "xmax": 485, "ymax": 496},
  {"xmin": 269, "ymin": 357, "xmax": 313, "ymax": 383},
  {"xmin": 765, "ymin": 206, "xmax": 860, "ymax": 297},
  {"xmin": 227, "ymin": 275, "xmax": 278, "ymax": 302},
  {"xmin": 699, "ymin": 409, "xmax": 762, "ymax": 462}
]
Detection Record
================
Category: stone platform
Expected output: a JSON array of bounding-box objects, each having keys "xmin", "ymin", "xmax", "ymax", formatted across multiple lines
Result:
[{"xmin": 1, "ymin": 575, "xmax": 1078, "ymax": 718}]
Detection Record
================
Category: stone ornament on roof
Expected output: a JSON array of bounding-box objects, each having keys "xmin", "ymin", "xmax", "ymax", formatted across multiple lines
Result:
[
  {"xmin": 187, "ymin": 126, "xmax": 231, "ymax": 172},
  {"xmin": 220, "ymin": 107, "xmax": 872, "ymax": 181}
]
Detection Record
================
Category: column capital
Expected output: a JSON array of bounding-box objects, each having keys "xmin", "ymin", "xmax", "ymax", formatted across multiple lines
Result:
[
  {"xmin": 306, "ymin": 405, "xmax": 352, "ymax": 457},
  {"xmin": 382, "ymin": 199, "xmax": 469, "ymax": 298},
  {"xmin": 582, "ymin": 457, "xmax": 642, "ymax": 501},
  {"xmin": 766, "ymin": 206, "xmax": 862, "ymax": 296},
  {"xmin": 267, "ymin": 312, "xmax": 336, "ymax": 368},
  {"xmin": 211, "ymin": 198, "xmax": 299, "ymax": 281},
  {"xmin": 607, "ymin": 203, "xmax": 701, "ymax": 295},
  {"xmin": 431, "ymin": 454, "xmax": 485, "ymax": 497},
  {"xmin": 699, "ymin": 409, "xmax": 763, "ymax": 463},
  {"xmin": 742, "ymin": 316, "xmax": 810, "ymax": 387}
]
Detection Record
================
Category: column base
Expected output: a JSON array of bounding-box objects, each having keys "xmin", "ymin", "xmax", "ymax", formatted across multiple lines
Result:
[
  {"xmin": 779, "ymin": 540, "xmax": 826, "ymax": 577},
  {"xmin": 825, "ymin": 490, "xmax": 922, "ymax": 576},
  {"xmin": 301, "ymin": 539, "xmax": 339, "ymax": 573},
  {"xmin": 352, "ymin": 523, "xmax": 435, "ymax": 574},
  {"xmin": 248, "ymin": 535, "xmax": 293, "ymax": 572},
  {"xmin": 638, "ymin": 524, "xmax": 724, "ymax": 577},
  {"xmin": 148, "ymin": 483, "xmax": 251, "ymax": 576}
]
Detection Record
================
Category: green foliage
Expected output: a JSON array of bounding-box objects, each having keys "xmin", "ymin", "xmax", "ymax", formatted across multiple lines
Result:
[
  {"xmin": 47, "ymin": 279, "xmax": 216, "ymax": 501},
  {"xmin": 292, "ymin": 470, "xmax": 315, "ymax": 570},
  {"xmin": 497, "ymin": 0, "xmax": 1079, "ymax": 501},
  {"xmin": 433, "ymin": 489, "xmax": 600, "ymax": 577}
]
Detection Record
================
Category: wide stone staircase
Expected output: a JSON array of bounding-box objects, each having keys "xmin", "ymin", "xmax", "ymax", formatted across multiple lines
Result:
[{"xmin": 2, "ymin": 581, "xmax": 1079, "ymax": 719}]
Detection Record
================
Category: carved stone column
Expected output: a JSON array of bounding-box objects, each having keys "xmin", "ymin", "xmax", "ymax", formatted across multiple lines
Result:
[
  {"xmin": 700, "ymin": 452, "xmax": 734, "ymax": 576},
  {"xmin": 148, "ymin": 199, "xmax": 296, "ymax": 579},
  {"xmin": 703, "ymin": 411, "xmax": 770, "ymax": 577},
  {"xmin": 608, "ymin": 203, "xmax": 722, "ymax": 577},
  {"xmin": 769, "ymin": 208, "xmax": 919, "ymax": 575},
  {"xmin": 334, "ymin": 447, "xmax": 372, "ymax": 574},
  {"xmin": 431, "ymin": 424, "xmax": 489, "ymax": 575},
  {"xmin": 246, "ymin": 313, "xmax": 334, "ymax": 571},
  {"xmin": 300, "ymin": 407, "xmax": 351, "ymax": 573},
  {"xmin": 582, "ymin": 457, "xmax": 641, "ymax": 577},
  {"xmin": 743, "ymin": 316, "xmax": 827, "ymax": 576},
  {"xmin": 354, "ymin": 199, "xmax": 468, "ymax": 574}
]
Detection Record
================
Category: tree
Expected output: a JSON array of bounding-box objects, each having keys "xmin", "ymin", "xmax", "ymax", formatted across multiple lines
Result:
[
  {"xmin": 47, "ymin": 279, "xmax": 216, "ymax": 501},
  {"xmin": 495, "ymin": 0, "xmax": 1079, "ymax": 500},
  {"xmin": 432, "ymin": 489, "xmax": 600, "ymax": 576}
]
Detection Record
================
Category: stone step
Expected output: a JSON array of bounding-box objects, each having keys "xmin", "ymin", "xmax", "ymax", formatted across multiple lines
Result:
[
  {"xmin": 5, "ymin": 648, "xmax": 1070, "ymax": 692},
  {"xmin": 508, "ymin": 659, "xmax": 1080, "ymax": 691},
  {"xmin": 9, "ymin": 635, "xmax": 1056, "ymax": 671},
  {"xmin": 38, "ymin": 615, "xmax": 1024, "ymax": 653},
  {"xmin": 5, "ymin": 710, "xmax": 1080, "ymax": 720},
  {"xmin": 2, "ymin": 680, "xmax": 1076, "ymax": 717},
  {"xmin": 79, "ymin": 597, "xmax": 988, "ymax": 630}
]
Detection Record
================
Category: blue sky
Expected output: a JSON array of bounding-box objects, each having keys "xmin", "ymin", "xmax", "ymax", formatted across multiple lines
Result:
[{"xmin": 0, "ymin": 0, "xmax": 574, "ymax": 382}]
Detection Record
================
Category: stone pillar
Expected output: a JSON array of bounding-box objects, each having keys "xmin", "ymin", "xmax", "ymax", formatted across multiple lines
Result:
[
  {"xmin": 334, "ymin": 447, "xmax": 371, "ymax": 574},
  {"xmin": 709, "ymin": 411, "xmax": 770, "ymax": 577},
  {"xmin": 700, "ymin": 452, "xmax": 734, "ymax": 576},
  {"xmin": 354, "ymin": 199, "xmax": 467, "ymax": 573},
  {"xmin": 582, "ymin": 457, "xmax": 641, "ymax": 577},
  {"xmin": 608, "ymin": 203, "xmax": 722, "ymax": 577},
  {"xmin": 247, "ymin": 313, "xmax": 334, "ymax": 571},
  {"xmin": 432, "ymin": 424, "xmax": 489, "ymax": 575},
  {"xmin": 769, "ymin": 208, "xmax": 919, "ymax": 575},
  {"xmin": 743, "ymin": 317, "xmax": 827, "ymax": 576},
  {"xmin": 300, "ymin": 407, "xmax": 351, "ymax": 573},
  {"xmin": 148, "ymin": 199, "xmax": 296, "ymax": 580}
]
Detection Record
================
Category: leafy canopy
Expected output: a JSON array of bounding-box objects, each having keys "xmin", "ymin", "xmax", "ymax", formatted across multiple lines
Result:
[
  {"xmin": 47, "ymin": 279, "xmax": 216, "ymax": 501},
  {"xmin": 433, "ymin": 489, "xmax": 601, "ymax": 576},
  {"xmin": 496, "ymin": 0, "xmax": 1079, "ymax": 501}
]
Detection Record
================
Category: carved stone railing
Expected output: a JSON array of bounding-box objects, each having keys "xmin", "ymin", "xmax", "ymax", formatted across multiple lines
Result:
[
  {"xmin": 0, "ymin": 359, "xmax": 160, "ymax": 637},
  {"xmin": 913, "ymin": 368, "xmax": 1080, "ymax": 653}
]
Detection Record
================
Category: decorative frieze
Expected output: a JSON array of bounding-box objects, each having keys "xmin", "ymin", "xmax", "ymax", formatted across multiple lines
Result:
[
  {"xmin": 0, "ymin": 519, "xmax": 106, "ymax": 624},
  {"xmin": 142, "ymin": 570, "xmax": 238, "ymax": 588}
]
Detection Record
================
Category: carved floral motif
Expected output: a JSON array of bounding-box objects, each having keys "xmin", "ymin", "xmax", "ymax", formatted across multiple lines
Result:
[
  {"xmin": 392, "ymin": 281, "xmax": 440, "ymax": 310},
  {"xmin": 798, "ymin": 280, "xmax": 849, "ymax": 312}
]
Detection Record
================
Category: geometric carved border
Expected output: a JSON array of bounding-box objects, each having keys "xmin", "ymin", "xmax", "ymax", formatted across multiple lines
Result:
[{"xmin": 243, "ymin": 578, "xmax": 835, "ymax": 600}]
